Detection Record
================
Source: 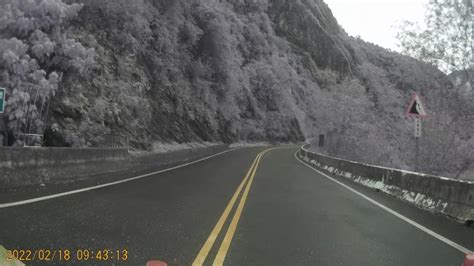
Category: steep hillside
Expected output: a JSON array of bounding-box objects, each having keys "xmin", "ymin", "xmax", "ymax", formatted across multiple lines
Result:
[
  {"xmin": 58, "ymin": 0, "xmax": 320, "ymax": 147},
  {"xmin": 1, "ymin": 0, "xmax": 471, "ymax": 177}
]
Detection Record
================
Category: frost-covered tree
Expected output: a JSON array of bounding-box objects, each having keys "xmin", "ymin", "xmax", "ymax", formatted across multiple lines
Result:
[
  {"xmin": 397, "ymin": 0, "xmax": 473, "ymax": 74},
  {"xmin": 396, "ymin": 0, "xmax": 473, "ymax": 177},
  {"xmin": 0, "ymin": 0, "xmax": 95, "ymax": 144}
]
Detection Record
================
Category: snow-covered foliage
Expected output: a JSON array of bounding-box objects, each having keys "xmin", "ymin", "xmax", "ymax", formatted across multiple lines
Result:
[
  {"xmin": 397, "ymin": 0, "xmax": 472, "ymax": 74},
  {"xmin": 0, "ymin": 0, "xmax": 95, "ymax": 144},
  {"xmin": 312, "ymin": 38, "xmax": 473, "ymax": 179},
  {"xmin": 0, "ymin": 0, "xmax": 471, "ymax": 178}
]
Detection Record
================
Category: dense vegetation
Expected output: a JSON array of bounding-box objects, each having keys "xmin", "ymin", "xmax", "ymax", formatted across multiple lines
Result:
[{"xmin": 0, "ymin": 0, "xmax": 471, "ymax": 178}]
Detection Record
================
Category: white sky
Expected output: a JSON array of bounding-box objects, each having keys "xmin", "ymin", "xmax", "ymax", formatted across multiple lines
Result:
[{"xmin": 324, "ymin": 0, "xmax": 428, "ymax": 51}]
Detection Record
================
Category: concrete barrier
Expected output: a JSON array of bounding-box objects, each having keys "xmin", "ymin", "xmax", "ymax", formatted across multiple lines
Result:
[
  {"xmin": 0, "ymin": 147, "xmax": 129, "ymax": 168},
  {"xmin": 0, "ymin": 145, "xmax": 228, "ymax": 190},
  {"xmin": 134, "ymin": 144, "xmax": 228, "ymax": 167},
  {"xmin": 298, "ymin": 146, "xmax": 474, "ymax": 224},
  {"xmin": 0, "ymin": 147, "xmax": 129, "ymax": 188}
]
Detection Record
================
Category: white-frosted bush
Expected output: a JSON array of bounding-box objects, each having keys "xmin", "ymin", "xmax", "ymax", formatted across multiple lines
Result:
[{"xmin": 0, "ymin": 0, "xmax": 95, "ymax": 143}]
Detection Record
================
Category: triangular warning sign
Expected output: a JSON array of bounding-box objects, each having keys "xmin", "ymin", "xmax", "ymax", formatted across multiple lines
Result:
[{"xmin": 405, "ymin": 93, "xmax": 427, "ymax": 118}]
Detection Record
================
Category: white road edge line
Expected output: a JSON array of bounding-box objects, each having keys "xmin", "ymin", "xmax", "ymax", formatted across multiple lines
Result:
[
  {"xmin": 294, "ymin": 150, "xmax": 472, "ymax": 255},
  {"xmin": 0, "ymin": 147, "xmax": 246, "ymax": 209}
]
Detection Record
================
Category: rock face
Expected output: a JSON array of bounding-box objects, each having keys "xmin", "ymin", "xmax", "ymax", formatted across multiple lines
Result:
[
  {"xmin": 269, "ymin": 0, "xmax": 355, "ymax": 74},
  {"xmin": 52, "ymin": 0, "xmax": 438, "ymax": 143},
  {"xmin": 57, "ymin": 0, "xmax": 327, "ymax": 147},
  {"xmin": 57, "ymin": 0, "xmax": 362, "ymax": 147}
]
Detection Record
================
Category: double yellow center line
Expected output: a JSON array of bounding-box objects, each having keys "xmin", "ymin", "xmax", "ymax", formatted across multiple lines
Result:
[{"xmin": 192, "ymin": 148, "xmax": 274, "ymax": 266}]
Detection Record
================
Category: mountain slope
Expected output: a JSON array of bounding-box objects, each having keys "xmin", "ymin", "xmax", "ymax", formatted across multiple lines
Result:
[{"xmin": 1, "ymin": 0, "xmax": 471, "ymax": 177}]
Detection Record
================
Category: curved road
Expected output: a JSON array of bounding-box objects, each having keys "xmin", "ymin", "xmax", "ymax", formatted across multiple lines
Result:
[{"xmin": 1, "ymin": 146, "xmax": 473, "ymax": 265}]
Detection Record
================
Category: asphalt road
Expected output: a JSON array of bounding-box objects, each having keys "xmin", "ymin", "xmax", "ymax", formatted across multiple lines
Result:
[{"xmin": 0, "ymin": 146, "xmax": 473, "ymax": 265}]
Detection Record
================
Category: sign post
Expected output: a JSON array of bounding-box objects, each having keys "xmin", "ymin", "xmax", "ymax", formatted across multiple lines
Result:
[
  {"xmin": 414, "ymin": 118, "xmax": 422, "ymax": 138},
  {"xmin": 405, "ymin": 92, "xmax": 427, "ymax": 171},
  {"xmin": 0, "ymin": 87, "xmax": 5, "ymax": 113},
  {"xmin": 414, "ymin": 117, "xmax": 421, "ymax": 171}
]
